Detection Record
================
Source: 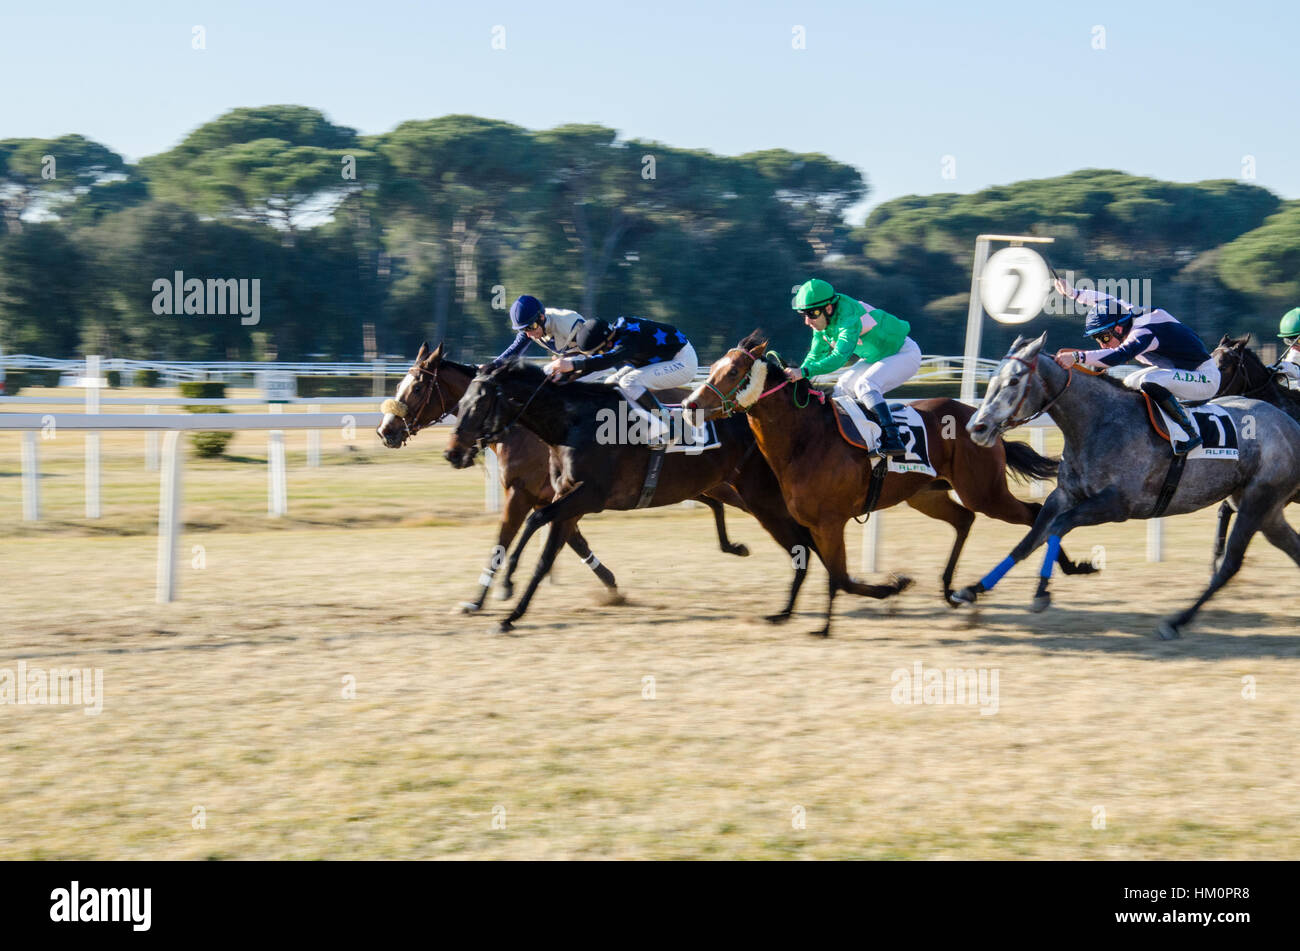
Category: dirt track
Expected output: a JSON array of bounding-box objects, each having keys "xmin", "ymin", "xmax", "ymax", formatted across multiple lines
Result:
[{"xmin": 3, "ymin": 427, "xmax": 1299, "ymax": 858}]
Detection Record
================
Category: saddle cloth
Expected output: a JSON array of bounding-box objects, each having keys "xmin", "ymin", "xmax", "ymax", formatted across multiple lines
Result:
[
  {"xmin": 622, "ymin": 400, "xmax": 722, "ymax": 455},
  {"xmin": 830, "ymin": 396, "xmax": 938, "ymax": 476},
  {"xmin": 1141, "ymin": 394, "xmax": 1240, "ymax": 460}
]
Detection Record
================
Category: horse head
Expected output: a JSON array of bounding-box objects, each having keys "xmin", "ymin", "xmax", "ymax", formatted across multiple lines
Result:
[
  {"xmin": 967, "ymin": 332, "xmax": 1049, "ymax": 447},
  {"xmin": 683, "ymin": 329, "xmax": 771, "ymax": 425},
  {"xmin": 376, "ymin": 341, "xmax": 460, "ymax": 448}
]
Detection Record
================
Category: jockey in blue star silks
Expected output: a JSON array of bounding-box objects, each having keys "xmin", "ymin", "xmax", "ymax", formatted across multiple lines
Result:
[
  {"xmin": 488, "ymin": 295, "xmax": 588, "ymax": 369},
  {"xmin": 1053, "ymin": 276, "xmax": 1219, "ymax": 454},
  {"xmin": 549, "ymin": 315, "xmax": 699, "ymax": 445}
]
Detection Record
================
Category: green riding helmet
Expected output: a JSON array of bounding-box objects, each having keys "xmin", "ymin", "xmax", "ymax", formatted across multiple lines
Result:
[
  {"xmin": 793, "ymin": 278, "xmax": 837, "ymax": 312},
  {"xmin": 1278, "ymin": 307, "xmax": 1300, "ymax": 339}
]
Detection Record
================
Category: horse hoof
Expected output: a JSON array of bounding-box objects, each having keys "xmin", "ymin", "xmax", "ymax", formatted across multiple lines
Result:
[
  {"xmin": 943, "ymin": 589, "xmax": 962, "ymax": 609},
  {"xmin": 598, "ymin": 589, "xmax": 626, "ymax": 607},
  {"xmin": 728, "ymin": 544, "xmax": 750, "ymax": 558},
  {"xmin": 453, "ymin": 601, "xmax": 481, "ymax": 615},
  {"xmin": 493, "ymin": 619, "xmax": 515, "ymax": 634},
  {"xmin": 809, "ymin": 628, "xmax": 830, "ymax": 639},
  {"xmin": 1157, "ymin": 619, "xmax": 1181, "ymax": 640},
  {"xmin": 494, "ymin": 586, "xmax": 513, "ymax": 601},
  {"xmin": 891, "ymin": 574, "xmax": 913, "ymax": 594},
  {"xmin": 764, "ymin": 612, "xmax": 792, "ymax": 625},
  {"xmin": 1030, "ymin": 593, "xmax": 1051, "ymax": 614},
  {"xmin": 952, "ymin": 586, "xmax": 978, "ymax": 606}
]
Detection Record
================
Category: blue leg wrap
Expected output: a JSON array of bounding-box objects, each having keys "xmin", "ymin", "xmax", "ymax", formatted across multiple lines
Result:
[
  {"xmin": 1040, "ymin": 535, "xmax": 1062, "ymax": 580},
  {"xmin": 979, "ymin": 555, "xmax": 1016, "ymax": 592}
]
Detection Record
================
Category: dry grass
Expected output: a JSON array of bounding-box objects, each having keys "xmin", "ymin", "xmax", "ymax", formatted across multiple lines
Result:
[{"xmin": 1, "ymin": 401, "xmax": 1299, "ymax": 859}]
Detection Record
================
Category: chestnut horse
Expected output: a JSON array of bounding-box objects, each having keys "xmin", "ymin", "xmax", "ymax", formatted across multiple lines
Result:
[
  {"xmin": 376, "ymin": 342, "xmax": 751, "ymax": 612},
  {"xmin": 682, "ymin": 331, "xmax": 1096, "ymax": 636}
]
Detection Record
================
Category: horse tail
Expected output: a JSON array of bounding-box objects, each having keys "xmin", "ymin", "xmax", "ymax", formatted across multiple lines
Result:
[{"xmin": 1002, "ymin": 439, "xmax": 1059, "ymax": 483}]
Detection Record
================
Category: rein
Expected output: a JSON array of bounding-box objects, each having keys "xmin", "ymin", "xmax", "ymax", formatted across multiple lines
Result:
[
  {"xmin": 1004, "ymin": 354, "xmax": 1075, "ymax": 427},
  {"xmin": 704, "ymin": 350, "xmax": 824, "ymax": 417},
  {"xmin": 470, "ymin": 374, "xmax": 551, "ymax": 449}
]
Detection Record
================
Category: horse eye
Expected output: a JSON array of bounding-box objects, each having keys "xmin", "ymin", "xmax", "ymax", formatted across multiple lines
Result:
[{"xmin": 1009, "ymin": 376, "xmax": 1021, "ymax": 385}]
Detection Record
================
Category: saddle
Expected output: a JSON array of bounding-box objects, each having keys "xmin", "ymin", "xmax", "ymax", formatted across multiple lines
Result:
[
  {"xmin": 1140, "ymin": 393, "xmax": 1237, "ymax": 460},
  {"xmin": 830, "ymin": 394, "xmax": 937, "ymax": 476}
]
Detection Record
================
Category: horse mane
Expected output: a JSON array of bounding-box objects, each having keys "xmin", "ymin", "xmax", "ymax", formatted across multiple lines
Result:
[{"xmin": 480, "ymin": 358, "xmax": 615, "ymax": 401}]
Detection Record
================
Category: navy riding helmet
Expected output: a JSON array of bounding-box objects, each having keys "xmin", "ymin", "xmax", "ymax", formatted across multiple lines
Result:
[
  {"xmin": 1083, "ymin": 299, "xmax": 1132, "ymax": 340},
  {"xmin": 509, "ymin": 295, "xmax": 545, "ymax": 331}
]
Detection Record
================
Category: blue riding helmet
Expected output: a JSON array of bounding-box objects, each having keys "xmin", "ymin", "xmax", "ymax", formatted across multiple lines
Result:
[
  {"xmin": 509, "ymin": 295, "xmax": 545, "ymax": 331},
  {"xmin": 1082, "ymin": 300, "xmax": 1131, "ymax": 340}
]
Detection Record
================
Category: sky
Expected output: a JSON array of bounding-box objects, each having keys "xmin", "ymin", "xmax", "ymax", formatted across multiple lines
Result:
[{"xmin": 4, "ymin": 0, "xmax": 1298, "ymax": 221}]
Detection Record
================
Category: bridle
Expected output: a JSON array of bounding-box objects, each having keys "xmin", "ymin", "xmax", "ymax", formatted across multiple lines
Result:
[
  {"xmin": 700, "ymin": 349, "xmax": 809, "ymax": 416},
  {"xmin": 1000, "ymin": 353, "xmax": 1075, "ymax": 429},
  {"xmin": 1216, "ymin": 344, "xmax": 1275, "ymax": 400},
  {"xmin": 386, "ymin": 360, "xmax": 454, "ymax": 445},
  {"xmin": 461, "ymin": 373, "xmax": 550, "ymax": 451}
]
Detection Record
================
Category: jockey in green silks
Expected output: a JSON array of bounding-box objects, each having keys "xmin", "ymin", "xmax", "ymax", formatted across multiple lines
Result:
[
  {"xmin": 783, "ymin": 278, "xmax": 922, "ymax": 458},
  {"xmin": 1275, "ymin": 307, "xmax": 1300, "ymax": 390}
]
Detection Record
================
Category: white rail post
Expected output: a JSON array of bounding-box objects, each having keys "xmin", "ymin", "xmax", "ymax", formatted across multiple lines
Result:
[
  {"xmin": 484, "ymin": 447, "xmax": 502, "ymax": 513},
  {"xmin": 85, "ymin": 354, "xmax": 101, "ymax": 518},
  {"xmin": 960, "ymin": 239, "xmax": 992, "ymax": 404},
  {"xmin": 861, "ymin": 511, "xmax": 883, "ymax": 574},
  {"xmin": 268, "ymin": 404, "xmax": 287, "ymax": 517},
  {"xmin": 145, "ymin": 404, "xmax": 159, "ymax": 471},
  {"xmin": 1030, "ymin": 427, "xmax": 1047, "ymax": 499},
  {"xmin": 307, "ymin": 403, "xmax": 321, "ymax": 467},
  {"xmin": 21, "ymin": 430, "xmax": 40, "ymax": 521},
  {"xmin": 156, "ymin": 430, "xmax": 183, "ymax": 603},
  {"xmin": 1147, "ymin": 519, "xmax": 1164, "ymax": 562}
]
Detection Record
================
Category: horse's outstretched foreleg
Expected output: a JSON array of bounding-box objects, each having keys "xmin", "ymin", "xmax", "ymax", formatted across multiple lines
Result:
[
  {"xmin": 497, "ymin": 484, "xmax": 600, "ymax": 633},
  {"xmin": 457, "ymin": 485, "xmax": 532, "ymax": 613},
  {"xmin": 807, "ymin": 521, "xmax": 911, "ymax": 638}
]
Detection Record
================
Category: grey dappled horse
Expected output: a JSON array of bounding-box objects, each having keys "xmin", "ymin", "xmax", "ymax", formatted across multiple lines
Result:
[{"xmin": 954, "ymin": 332, "xmax": 1300, "ymax": 639}]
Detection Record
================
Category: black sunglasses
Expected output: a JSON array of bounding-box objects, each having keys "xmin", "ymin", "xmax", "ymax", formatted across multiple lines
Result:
[{"xmin": 799, "ymin": 305, "xmax": 831, "ymax": 320}]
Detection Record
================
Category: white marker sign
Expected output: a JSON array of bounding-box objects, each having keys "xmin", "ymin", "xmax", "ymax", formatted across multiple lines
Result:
[{"xmin": 979, "ymin": 247, "xmax": 1051, "ymax": 325}]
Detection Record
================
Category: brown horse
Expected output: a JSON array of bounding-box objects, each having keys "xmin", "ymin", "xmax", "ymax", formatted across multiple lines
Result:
[
  {"xmin": 375, "ymin": 342, "xmax": 751, "ymax": 612},
  {"xmin": 682, "ymin": 331, "xmax": 1097, "ymax": 636}
]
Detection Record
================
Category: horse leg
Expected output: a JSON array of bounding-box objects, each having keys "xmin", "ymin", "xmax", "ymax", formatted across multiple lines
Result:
[
  {"xmin": 1211, "ymin": 501, "xmax": 1235, "ymax": 577},
  {"xmin": 1026, "ymin": 489, "xmax": 1127, "ymax": 613},
  {"xmin": 454, "ymin": 485, "xmax": 531, "ymax": 613},
  {"xmin": 563, "ymin": 523, "xmax": 622, "ymax": 603},
  {"xmin": 807, "ymin": 521, "xmax": 912, "ymax": 638},
  {"xmin": 953, "ymin": 488, "xmax": 1071, "ymax": 606},
  {"xmin": 497, "ymin": 485, "xmax": 601, "ymax": 633},
  {"xmin": 1158, "ymin": 501, "xmax": 1263, "ymax": 639},
  {"xmin": 697, "ymin": 493, "xmax": 749, "ymax": 557},
  {"xmin": 905, "ymin": 486, "xmax": 975, "ymax": 606}
]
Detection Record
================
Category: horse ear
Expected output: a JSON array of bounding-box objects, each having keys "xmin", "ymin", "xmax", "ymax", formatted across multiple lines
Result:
[
  {"xmin": 739, "ymin": 329, "xmax": 768, "ymax": 355},
  {"xmin": 1018, "ymin": 332, "xmax": 1047, "ymax": 359},
  {"xmin": 428, "ymin": 341, "xmax": 445, "ymax": 363},
  {"xmin": 1218, "ymin": 333, "xmax": 1232, "ymax": 348},
  {"xmin": 415, "ymin": 341, "xmax": 429, "ymax": 363}
]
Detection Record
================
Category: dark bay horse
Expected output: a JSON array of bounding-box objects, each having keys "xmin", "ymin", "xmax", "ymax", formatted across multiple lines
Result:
[
  {"xmin": 1209, "ymin": 334, "xmax": 1300, "ymax": 572},
  {"xmin": 444, "ymin": 360, "xmax": 820, "ymax": 632},
  {"xmin": 957, "ymin": 332, "xmax": 1300, "ymax": 638},
  {"xmin": 375, "ymin": 343, "xmax": 751, "ymax": 612},
  {"xmin": 681, "ymin": 331, "xmax": 1095, "ymax": 636}
]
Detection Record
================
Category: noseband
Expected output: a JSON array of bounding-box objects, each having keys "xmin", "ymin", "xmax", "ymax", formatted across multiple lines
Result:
[
  {"xmin": 384, "ymin": 361, "xmax": 453, "ymax": 445},
  {"xmin": 701, "ymin": 349, "xmax": 795, "ymax": 416}
]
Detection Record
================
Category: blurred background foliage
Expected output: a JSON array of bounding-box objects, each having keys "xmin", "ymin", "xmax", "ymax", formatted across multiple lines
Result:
[{"xmin": 2, "ymin": 105, "xmax": 1296, "ymax": 364}]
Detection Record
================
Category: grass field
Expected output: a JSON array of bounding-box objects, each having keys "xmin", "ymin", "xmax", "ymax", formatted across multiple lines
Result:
[{"xmin": 2, "ymin": 388, "xmax": 1299, "ymax": 859}]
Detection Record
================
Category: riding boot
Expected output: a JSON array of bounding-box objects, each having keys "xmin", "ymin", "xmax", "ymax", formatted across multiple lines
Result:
[
  {"xmin": 871, "ymin": 400, "xmax": 907, "ymax": 458},
  {"xmin": 633, "ymin": 390, "xmax": 670, "ymax": 448},
  {"xmin": 1142, "ymin": 382, "xmax": 1202, "ymax": 454}
]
